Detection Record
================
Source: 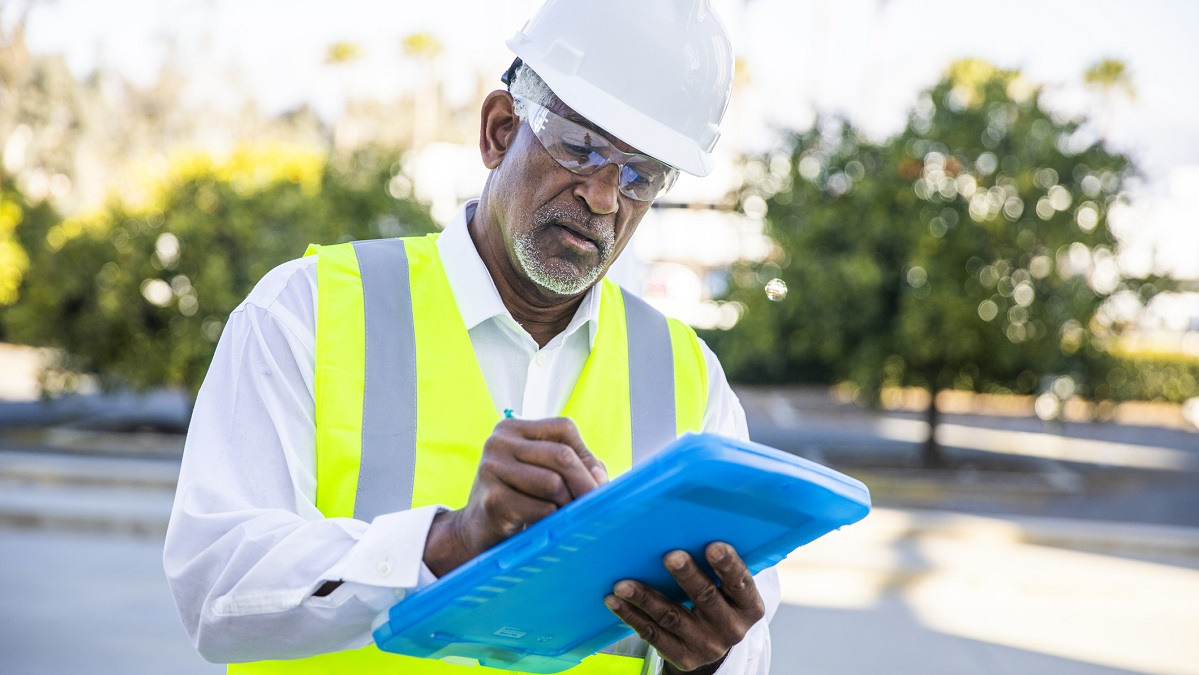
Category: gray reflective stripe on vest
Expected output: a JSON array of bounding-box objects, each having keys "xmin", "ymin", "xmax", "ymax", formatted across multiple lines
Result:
[
  {"xmin": 621, "ymin": 288, "xmax": 676, "ymax": 465},
  {"xmin": 596, "ymin": 288, "xmax": 672, "ymax": 664},
  {"xmin": 351, "ymin": 239, "xmax": 418, "ymax": 522}
]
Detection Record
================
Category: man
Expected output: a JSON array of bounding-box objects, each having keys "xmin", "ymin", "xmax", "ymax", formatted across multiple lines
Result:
[{"xmin": 165, "ymin": 1, "xmax": 779, "ymax": 673}]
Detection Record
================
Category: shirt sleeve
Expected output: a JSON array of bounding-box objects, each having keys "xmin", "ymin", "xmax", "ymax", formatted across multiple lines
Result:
[
  {"xmin": 680, "ymin": 338, "xmax": 779, "ymax": 675},
  {"xmin": 163, "ymin": 259, "xmax": 442, "ymax": 663}
]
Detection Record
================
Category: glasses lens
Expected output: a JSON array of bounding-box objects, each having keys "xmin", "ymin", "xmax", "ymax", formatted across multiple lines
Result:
[
  {"xmin": 520, "ymin": 97, "xmax": 677, "ymax": 202},
  {"xmin": 546, "ymin": 125, "xmax": 607, "ymax": 174},
  {"xmin": 620, "ymin": 159, "xmax": 676, "ymax": 200}
]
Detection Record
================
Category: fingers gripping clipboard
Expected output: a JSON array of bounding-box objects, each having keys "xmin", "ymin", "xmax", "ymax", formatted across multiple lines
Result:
[{"xmin": 373, "ymin": 433, "xmax": 871, "ymax": 673}]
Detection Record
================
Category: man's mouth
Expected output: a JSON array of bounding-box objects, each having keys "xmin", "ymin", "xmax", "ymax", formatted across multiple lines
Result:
[{"xmin": 552, "ymin": 221, "xmax": 600, "ymax": 252}]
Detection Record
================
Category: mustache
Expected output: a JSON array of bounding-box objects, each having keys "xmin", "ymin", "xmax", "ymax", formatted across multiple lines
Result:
[{"xmin": 532, "ymin": 204, "xmax": 612, "ymax": 242}]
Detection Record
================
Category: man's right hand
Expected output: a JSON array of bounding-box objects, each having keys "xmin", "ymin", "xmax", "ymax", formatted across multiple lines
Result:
[{"xmin": 423, "ymin": 417, "xmax": 608, "ymax": 577}]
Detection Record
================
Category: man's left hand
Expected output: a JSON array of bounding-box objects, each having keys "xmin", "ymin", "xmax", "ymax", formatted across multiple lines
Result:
[{"xmin": 604, "ymin": 542, "xmax": 765, "ymax": 675}]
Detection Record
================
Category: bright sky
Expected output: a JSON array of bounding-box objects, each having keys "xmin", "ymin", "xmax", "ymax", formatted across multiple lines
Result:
[{"xmin": 14, "ymin": 0, "xmax": 1199, "ymax": 277}]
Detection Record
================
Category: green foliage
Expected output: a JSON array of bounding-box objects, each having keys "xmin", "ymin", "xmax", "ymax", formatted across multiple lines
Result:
[
  {"xmin": 709, "ymin": 59, "xmax": 1170, "ymax": 406},
  {"xmin": 325, "ymin": 41, "xmax": 364, "ymax": 65},
  {"xmin": 401, "ymin": 32, "xmax": 444, "ymax": 60},
  {"xmin": 1107, "ymin": 354, "xmax": 1199, "ymax": 404},
  {"xmin": 2, "ymin": 145, "xmax": 436, "ymax": 395},
  {"xmin": 1084, "ymin": 58, "xmax": 1136, "ymax": 101},
  {"xmin": 0, "ymin": 177, "xmax": 59, "ymax": 320}
]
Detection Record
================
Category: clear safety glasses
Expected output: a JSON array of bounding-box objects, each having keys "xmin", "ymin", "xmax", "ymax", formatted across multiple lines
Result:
[{"xmin": 515, "ymin": 96, "xmax": 679, "ymax": 202}]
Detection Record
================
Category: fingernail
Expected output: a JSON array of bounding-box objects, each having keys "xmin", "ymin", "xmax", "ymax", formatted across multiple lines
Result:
[
  {"xmin": 604, "ymin": 595, "xmax": 621, "ymax": 610},
  {"xmin": 615, "ymin": 582, "xmax": 635, "ymax": 598},
  {"xmin": 591, "ymin": 465, "xmax": 608, "ymax": 484},
  {"xmin": 710, "ymin": 543, "xmax": 728, "ymax": 562},
  {"xmin": 666, "ymin": 551, "xmax": 687, "ymax": 570}
]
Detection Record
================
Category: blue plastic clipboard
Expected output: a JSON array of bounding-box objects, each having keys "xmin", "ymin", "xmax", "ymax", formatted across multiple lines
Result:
[{"xmin": 373, "ymin": 433, "xmax": 871, "ymax": 672}]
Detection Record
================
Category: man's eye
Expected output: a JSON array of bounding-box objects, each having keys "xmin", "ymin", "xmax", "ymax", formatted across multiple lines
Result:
[
  {"xmin": 563, "ymin": 142, "xmax": 593, "ymax": 158},
  {"xmin": 625, "ymin": 166, "xmax": 658, "ymax": 186}
]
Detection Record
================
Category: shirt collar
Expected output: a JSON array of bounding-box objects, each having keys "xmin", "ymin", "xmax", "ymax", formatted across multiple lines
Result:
[{"xmin": 436, "ymin": 200, "xmax": 602, "ymax": 349}]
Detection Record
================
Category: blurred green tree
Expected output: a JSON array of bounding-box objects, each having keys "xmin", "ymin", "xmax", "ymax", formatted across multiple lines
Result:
[
  {"xmin": 324, "ymin": 41, "xmax": 364, "ymax": 65},
  {"xmin": 1, "ymin": 144, "xmax": 436, "ymax": 397},
  {"xmin": 1, "ymin": 7, "xmax": 100, "ymax": 210},
  {"xmin": 0, "ymin": 174, "xmax": 58, "ymax": 323},
  {"xmin": 400, "ymin": 32, "xmax": 444, "ymax": 60},
  {"xmin": 400, "ymin": 32, "xmax": 447, "ymax": 149},
  {"xmin": 709, "ymin": 59, "xmax": 1167, "ymax": 466},
  {"xmin": 1084, "ymin": 58, "xmax": 1136, "ymax": 138},
  {"xmin": 1084, "ymin": 58, "xmax": 1136, "ymax": 101}
]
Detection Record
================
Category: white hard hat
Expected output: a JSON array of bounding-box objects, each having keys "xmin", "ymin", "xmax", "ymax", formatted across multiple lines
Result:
[{"xmin": 507, "ymin": 0, "xmax": 734, "ymax": 177}]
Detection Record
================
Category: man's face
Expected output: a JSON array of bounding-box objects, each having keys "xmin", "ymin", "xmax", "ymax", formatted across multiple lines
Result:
[{"xmin": 489, "ymin": 96, "xmax": 654, "ymax": 297}]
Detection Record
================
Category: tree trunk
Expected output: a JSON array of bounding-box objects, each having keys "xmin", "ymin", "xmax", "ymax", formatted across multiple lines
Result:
[{"xmin": 921, "ymin": 384, "xmax": 946, "ymax": 468}]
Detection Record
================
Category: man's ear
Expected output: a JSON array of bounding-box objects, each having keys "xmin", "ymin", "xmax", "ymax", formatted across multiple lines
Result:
[{"xmin": 479, "ymin": 90, "xmax": 521, "ymax": 170}]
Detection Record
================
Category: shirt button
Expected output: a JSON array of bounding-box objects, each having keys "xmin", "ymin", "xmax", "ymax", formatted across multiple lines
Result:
[
  {"xmin": 534, "ymin": 353, "xmax": 546, "ymax": 366},
  {"xmin": 377, "ymin": 562, "xmax": 392, "ymax": 577}
]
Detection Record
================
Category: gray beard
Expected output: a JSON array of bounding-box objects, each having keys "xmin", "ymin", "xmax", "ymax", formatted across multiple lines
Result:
[{"xmin": 513, "ymin": 205, "xmax": 616, "ymax": 296}]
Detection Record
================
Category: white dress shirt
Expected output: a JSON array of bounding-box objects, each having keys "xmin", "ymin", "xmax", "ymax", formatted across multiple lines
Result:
[{"xmin": 164, "ymin": 201, "xmax": 779, "ymax": 673}]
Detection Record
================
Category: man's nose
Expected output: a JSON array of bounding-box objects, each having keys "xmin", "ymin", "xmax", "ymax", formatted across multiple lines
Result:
[{"xmin": 574, "ymin": 163, "xmax": 620, "ymax": 215}]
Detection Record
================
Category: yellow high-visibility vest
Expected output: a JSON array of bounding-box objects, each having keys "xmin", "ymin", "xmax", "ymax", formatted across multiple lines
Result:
[{"xmin": 230, "ymin": 234, "xmax": 707, "ymax": 674}]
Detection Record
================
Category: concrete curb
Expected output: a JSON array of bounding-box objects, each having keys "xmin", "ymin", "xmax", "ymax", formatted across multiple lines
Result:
[
  {"xmin": 0, "ymin": 480, "xmax": 173, "ymax": 538},
  {"xmin": 848, "ymin": 466, "xmax": 1085, "ymax": 499},
  {"xmin": 778, "ymin": 507, "xmax": 1199, "ymax": 592},
  {"xmin": 3, "ymin": 427, "xmax": 184, "ymax": 458},
  {"xmin": 3, "ymin": 450, "xmax": 1198, "ymax": 569},
  {"xmin": 896, "ymin": 507, "xmax": 1199, "ymax": 561},
  {"xmin": 0, "ymin": 450, "xmax": 182, "ymax": 489},
  {"xmin": 0, "ymin": 450, "xmax": 178, "ymax": 537}
]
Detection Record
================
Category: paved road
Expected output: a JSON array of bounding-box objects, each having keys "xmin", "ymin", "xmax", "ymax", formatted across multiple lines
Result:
[
  {"xmin": 2, "ymin": 386, "xmax": 1198, "ymax": 673},
  {"xmin": 3, "ymin": 509, "xmax": 1197, "ymax": 674},
  {"xmin": 0, "ymin": 529, "xmax": 220, "ymax": 675},
  {"xmin": 772, "ymin": 508, "xmax": 1199, "ymax": 674}
]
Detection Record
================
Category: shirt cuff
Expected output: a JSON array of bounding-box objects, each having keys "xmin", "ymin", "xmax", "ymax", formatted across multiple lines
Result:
[
  {"xmin": 711, "ymin": 614, "xmax": 771, "ymax": 675},
  {"xmin": 645, "ymin": 614, "xmax": 770, "ymax": 675},
  {"xmin": 319, "ymin": 504, "xmax": 446, "ymax": 611}
]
